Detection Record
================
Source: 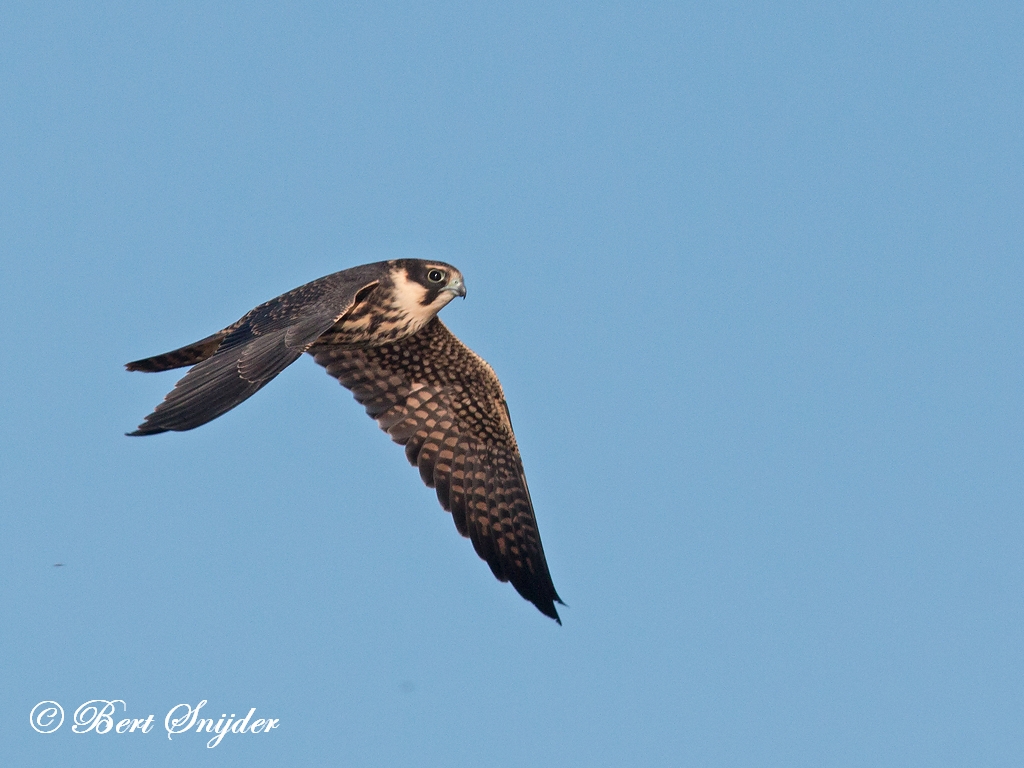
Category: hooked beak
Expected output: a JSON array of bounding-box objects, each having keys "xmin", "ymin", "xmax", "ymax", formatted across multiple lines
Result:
[{"xmin": 444, "ymin": 277, "xmax": 467, "ymax": 299}]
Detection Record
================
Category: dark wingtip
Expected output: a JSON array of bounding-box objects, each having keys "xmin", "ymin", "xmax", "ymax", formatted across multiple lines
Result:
[
  {"xmin": 126, "ymin": 426, "xmax": 166, "ymax": 436},
  {"xmin": 536, "ymin": 598, "xmax": 563, "ymax": 624}
]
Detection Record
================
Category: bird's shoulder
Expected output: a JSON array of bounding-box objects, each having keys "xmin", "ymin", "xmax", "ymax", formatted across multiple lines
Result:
[{"xmin": 236, "ymin": 261, "xmax": 393, "ymax": 338}]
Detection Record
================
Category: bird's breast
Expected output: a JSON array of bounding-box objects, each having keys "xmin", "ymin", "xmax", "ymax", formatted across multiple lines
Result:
[{"xmin": 314, "ymin": 295, "xmax": 432, "ymax": 348}]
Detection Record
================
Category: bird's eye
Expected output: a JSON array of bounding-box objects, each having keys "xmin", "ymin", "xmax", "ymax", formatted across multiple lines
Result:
[{"xmin": 427, "ymin": 269, "xmax": 445, "ymax": 283}]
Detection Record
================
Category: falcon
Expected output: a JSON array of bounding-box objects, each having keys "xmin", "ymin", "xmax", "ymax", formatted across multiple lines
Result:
[{"xmin": 126, "ymin": 259, "xmax": 563, "ymax": 622}]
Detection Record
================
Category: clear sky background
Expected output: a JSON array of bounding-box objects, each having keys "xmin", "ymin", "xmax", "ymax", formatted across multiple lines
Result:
[{"xmin": 2, "ymin": 2, "xmax": 1022, "ymax": 766}]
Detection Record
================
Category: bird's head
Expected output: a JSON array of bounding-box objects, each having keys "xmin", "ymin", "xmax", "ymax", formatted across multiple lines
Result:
[{"xmin": 389, "ymin": 259, "xmax": 466, "ymax": 329}]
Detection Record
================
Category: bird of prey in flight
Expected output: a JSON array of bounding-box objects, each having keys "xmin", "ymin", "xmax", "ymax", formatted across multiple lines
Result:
[{"xmin": 126, "ymin": 260, "xmax": 563, "ymax": 622}]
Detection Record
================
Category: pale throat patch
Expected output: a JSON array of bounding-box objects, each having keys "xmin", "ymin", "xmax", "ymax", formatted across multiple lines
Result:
[{"xmin": 391, "ymin": 267, "xmax": 456, "ymax": 329}]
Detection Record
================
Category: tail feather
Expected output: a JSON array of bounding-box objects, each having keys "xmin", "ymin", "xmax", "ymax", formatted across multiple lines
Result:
[{"xmin": 125, "ymin": 331, "xmax": 228, "ymax": 372}]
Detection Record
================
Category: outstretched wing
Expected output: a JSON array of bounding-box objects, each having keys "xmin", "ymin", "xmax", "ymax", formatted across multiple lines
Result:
[
  {"xmin": 309, "ymin": 316, "xmax": 563, "ymax": 622},
  {"xmin": 127, "ymin": 265, "xmax": 387, "ymax": 435}
]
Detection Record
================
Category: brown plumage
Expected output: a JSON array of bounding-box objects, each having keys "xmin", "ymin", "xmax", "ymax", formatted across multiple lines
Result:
[{"xmin": 126, "ymin": 259, "xmax": 563, "ymax": 622}]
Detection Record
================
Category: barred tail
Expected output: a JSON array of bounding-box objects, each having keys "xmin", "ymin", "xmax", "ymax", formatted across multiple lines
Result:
[{"xmin": 125, "ymin": 331, "xmax": 228, "ymax": 372}]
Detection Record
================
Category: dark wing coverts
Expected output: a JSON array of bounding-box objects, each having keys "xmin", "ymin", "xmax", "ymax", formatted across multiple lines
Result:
[
  {"xmin": 126, "ymin": 263, "xmax": 386, "ymax": 434},
  {"xmin": 309, "ymin": 317, "xmax": 563, "ymax": 622}
]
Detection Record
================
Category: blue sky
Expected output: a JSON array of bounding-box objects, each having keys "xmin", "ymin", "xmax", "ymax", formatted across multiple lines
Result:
[{"xmin": 2, "ymin": 2, "xmax": 1022, "ymax": 765}]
